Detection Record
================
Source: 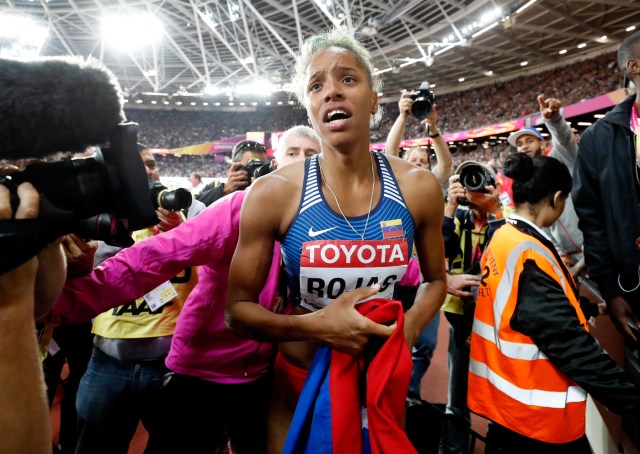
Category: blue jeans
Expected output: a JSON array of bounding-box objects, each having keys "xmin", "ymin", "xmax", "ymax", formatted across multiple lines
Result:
[
  {"xmin": 75, "ymin": 348, "xmax": 169, "ymax": 454},
  {"xmin": 408, "ymin": 312, "xmax": 441, "ymax": 396},
  {"xmin": 443, "ymin": 324, "xmax": 472, "ymax": 454}
]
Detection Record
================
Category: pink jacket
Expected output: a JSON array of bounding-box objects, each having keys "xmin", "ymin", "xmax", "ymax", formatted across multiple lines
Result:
[{"xmin": 51, "ymin": 191, "xmax": 281, "ymax": 384}]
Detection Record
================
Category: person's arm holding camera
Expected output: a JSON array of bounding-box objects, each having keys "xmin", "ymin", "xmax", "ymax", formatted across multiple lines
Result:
[
  {"xmin": 155, "ymin": 207, "xmax": 183, "ymax": 234},
  {"xmin": 62, "ymin": 234, "xmax": 98, "ymax": 278},
  {"xmin": 195, "ymin": 162, "xmax": 251, "ymax": 206},
  {"xmin": 0, "ymin": 181, "xmax": 55, "ymax": 454},
  {"xmin": 223, "ymin": 161, "xmax": 250, "ymax": 196},
  {"xmin": 384, "ymin": 90, "xmax": 413, "ymax": 157},
  {"xmin": 423, "ymin": 105, "xmax": 452, "ymax": 185}
]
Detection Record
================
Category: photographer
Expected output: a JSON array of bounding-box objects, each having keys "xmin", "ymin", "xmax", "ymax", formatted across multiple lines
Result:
[
  {"xmin": 441, "ymin": 161, "xmax": 504, "ymax": 454},
  {"xmin": 196, "ymin": 140, "xmax": 268, "ymax": 206},
  {"xmin": 0, "ymin": 178, "xmax": 64, "ymax": 454},
  {"xmin": 386, "ymin": 88, "xmax": 452, "ymax": 406},
  {"xmin": 385, "ymin": 89, "xmax": 452, "ymax": 186}
]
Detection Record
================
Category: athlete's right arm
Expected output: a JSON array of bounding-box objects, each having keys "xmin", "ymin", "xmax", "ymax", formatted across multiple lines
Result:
[{"xmin": 225, "ymin": 171, "xmax": 394, "ymax": 355}]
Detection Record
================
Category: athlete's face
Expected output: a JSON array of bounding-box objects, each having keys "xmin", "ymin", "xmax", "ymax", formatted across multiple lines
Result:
[
  {"xmin": 304, "ymin": 47, "xmax": 377, "ymax": 149},
  {"xmin": 275, "ymin": 135, "xmax": 320, "ymax": 169},
  {"xmin": 516, "ymin": 135, "xmax": 542, "ymax": 157}
]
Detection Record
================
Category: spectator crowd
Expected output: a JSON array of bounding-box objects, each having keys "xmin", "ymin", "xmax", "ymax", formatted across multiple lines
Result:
[{"xmin": 128, "ymin": 51, "xmax": 621, "ymax": 154}]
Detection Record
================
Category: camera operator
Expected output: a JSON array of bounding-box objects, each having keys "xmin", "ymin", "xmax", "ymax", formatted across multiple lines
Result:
[
  {"xmin": 196, "ymin": 140, "xmax": 268, "ymax": 206},
  {"xmin": 440, "ymin": 161, "xmax": 504, "ymax": 454},
  {"xmin": 0, "ymin": 174, "xmax": 65, "ymax": 453},
  {"xmin": 385, "ymin": 89, "xmax": 452, "ymax": 186}
]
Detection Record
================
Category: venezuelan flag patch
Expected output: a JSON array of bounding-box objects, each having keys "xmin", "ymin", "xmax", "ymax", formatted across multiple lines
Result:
[{"xmin": 380, "ymin": 219, "xmax": 404, "ymax": 239}]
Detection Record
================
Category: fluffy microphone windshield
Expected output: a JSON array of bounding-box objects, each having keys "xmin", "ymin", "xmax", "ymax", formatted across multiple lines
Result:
[{"xmin": 0, "ymin": 56, "xmax": 126, "ymax": 160}]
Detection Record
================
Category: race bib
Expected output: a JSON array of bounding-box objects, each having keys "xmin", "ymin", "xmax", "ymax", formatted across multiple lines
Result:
[{"xmin": 299, "ymin": 239, "xmax": 409, "ymax": 311}]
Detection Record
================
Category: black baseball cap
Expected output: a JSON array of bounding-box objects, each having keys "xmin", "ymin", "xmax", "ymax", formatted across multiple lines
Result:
[{"xmin": 232, "ymin": 140, "xmax": 267, "ymax": 162}]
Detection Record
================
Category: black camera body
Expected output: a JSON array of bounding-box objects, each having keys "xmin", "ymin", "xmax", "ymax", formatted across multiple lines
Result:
[
  {"xmin": 409, "ymin": 81, "xmax": 436, "ymax": 121},
  {"xmin": 455, "ymin": 163, "xmax": 496, "ymax": 206},
  {"xmin": 239, "ymin": 158, "xmax": 274, "ymax": 186}
]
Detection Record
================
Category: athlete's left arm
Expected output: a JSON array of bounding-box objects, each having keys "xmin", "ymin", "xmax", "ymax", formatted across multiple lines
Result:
[{"xmin": 400, "ymin": 164, "xmax": 447, "ymax": 347}]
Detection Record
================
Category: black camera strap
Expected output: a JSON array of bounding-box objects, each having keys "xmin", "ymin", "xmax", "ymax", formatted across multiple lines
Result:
[{"xmin": 459, "ymin": 210, "xmax": 486, "ymax": 275}]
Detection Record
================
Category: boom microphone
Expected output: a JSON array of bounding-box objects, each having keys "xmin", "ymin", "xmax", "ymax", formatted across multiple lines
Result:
[{"xmin": 0, "ymin": 56, "xmax": 125, "ymax": 159}]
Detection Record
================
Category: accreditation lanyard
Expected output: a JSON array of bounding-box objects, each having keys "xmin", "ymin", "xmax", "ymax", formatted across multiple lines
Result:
[{"xmin": 631, "ymin": 102, "xmax": 640, "ymax": 165}]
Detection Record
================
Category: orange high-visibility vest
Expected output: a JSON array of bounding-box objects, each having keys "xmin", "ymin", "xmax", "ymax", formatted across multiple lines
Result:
[{"xmin": 468, "ymin": 222, "xmax": 588, "ymax": 444}]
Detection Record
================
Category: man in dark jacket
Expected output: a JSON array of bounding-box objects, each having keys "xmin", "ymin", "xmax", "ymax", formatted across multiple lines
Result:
[{"xmin": 573, "ymin": 30, "xmax": 640, "ymax": 342}]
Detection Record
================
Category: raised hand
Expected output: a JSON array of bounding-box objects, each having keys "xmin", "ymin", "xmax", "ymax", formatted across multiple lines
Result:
[
  {"xmin": 398, "ymin": 89, "xmax": 414, "ymax": 117},
  {"xmin": 537, "ymin": 94, "xmax": 562, "ymax": 119}
]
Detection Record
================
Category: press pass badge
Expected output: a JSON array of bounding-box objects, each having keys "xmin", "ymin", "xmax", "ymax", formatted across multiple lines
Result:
[{"xmin": 143, "ymin": 281, "xmax": 178, "ymax": 311}]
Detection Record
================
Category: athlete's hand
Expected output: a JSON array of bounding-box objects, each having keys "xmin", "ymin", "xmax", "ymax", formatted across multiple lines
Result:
[{"xmin": 312, "ymin": 284, "xmax": 395, "ymax": 355}]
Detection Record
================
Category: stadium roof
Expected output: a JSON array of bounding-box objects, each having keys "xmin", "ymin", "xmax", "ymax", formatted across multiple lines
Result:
[{"xmin": 3, "ymin": 0, "xmax": 638, "ymax": 107}]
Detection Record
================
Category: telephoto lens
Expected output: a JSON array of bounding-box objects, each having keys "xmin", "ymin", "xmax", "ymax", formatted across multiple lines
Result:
[
  {"xmin": 459, "ymin": 164, "xmax": 494, "ymax": 193},
  {"xmin": 148, "ymin": 180, "xmax": 192, "ymax": 211}
]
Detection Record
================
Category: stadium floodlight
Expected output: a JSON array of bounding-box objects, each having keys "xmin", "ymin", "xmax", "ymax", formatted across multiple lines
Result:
[
  {"xmin": 0, "ymin": 14, "xmax": 48, "ymax": 58},
  {"xmin": 472, "ymin": 21, "xmax": 499, "ymax": 38},
  {"xmin": 204, "ymin": 85, "xmax": 222, "ymax": 96},
  {"xmin": 235, "ymin": 79, "xmax": 276, "ymax": 97},
  {"xmin": 102, "ymin": 13, "xmax": 164, "ymax": 52}
]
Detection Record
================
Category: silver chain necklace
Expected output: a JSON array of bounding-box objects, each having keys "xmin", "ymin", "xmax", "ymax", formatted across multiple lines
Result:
[{"xmin": 318, "ymin": 154, "xmax": 376, "ymax": 241}]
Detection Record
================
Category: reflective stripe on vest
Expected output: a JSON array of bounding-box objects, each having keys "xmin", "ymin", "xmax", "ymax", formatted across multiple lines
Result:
[{"xmin": 469, "ymin": 359, "xmax": 586, "ymax": 408}]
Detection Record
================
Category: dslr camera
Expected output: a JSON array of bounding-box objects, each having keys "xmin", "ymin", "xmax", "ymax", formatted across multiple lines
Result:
[
  {"xmin": 455, "ymin": 162, "xmax": 496, "ymax": 206},
  {"xmin": 409, "ymin": 81, "xmax": 436, "ymax": 121},
  {"xmin": 239, "ymin": 158, "xmax": 274, "ymax": 186}
]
